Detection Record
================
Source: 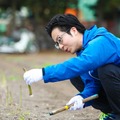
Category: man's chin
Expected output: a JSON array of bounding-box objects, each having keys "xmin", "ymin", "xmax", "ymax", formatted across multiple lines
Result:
[{"xmin": 70, "ymin": 51, "xmax": 75, "ymax": 54}]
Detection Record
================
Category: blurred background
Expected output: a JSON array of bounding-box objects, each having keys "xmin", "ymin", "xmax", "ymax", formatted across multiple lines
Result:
[{"xmin": 0, "ymin": 0, "xmax": 120, "ymax": 53}]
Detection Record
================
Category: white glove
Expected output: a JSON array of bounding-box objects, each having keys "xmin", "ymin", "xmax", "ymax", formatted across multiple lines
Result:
[
  {"xmin": 23, "ymin": 69, "xmax": 43, "ymax": 85},
  {"xmin": 66, "ymin": 95, "xmax": 84, "ymax": 110}
]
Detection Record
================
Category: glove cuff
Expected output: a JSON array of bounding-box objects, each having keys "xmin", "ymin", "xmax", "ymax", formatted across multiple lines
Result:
[{"xmin": 42, "ymin": 68, "xmax": 45, "ymax": 76}]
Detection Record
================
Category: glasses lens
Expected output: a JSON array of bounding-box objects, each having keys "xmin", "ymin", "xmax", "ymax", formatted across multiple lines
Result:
[
  {"xmin": 58, "ymin": 37, "xmax": 62, "ymax": 44},
  {"xmin": 55, "ymin": 42, "xmax": 59, "ymax": 49}
]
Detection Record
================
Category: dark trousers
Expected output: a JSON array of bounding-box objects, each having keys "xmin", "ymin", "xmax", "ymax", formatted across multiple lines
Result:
[{"xmin": 70, "ymin": 64, "xmax": 120, "ymax": 118}]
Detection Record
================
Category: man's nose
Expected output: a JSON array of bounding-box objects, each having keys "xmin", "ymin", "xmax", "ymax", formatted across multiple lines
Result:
[{"xmin": 59, "ymin": 44, "xmax": 64, "ymax": 49}]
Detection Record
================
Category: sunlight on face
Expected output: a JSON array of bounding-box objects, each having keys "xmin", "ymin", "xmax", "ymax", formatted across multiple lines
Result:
[{"xmin": 51, "ymin": 27, "xmax": 83, "ymax": 54}]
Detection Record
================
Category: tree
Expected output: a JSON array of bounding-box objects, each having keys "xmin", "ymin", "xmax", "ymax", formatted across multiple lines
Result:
[
  {"xmin": 93, "ymin": 0, "xmax": 120, "ymax": 35},
  {"xmin": 94, "ymin": 0, "xmax": 120, "ymax": 22}
]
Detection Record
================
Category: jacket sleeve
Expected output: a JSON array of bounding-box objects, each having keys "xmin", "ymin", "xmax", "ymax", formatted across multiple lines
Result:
[
  {"xmin": 43, "ymin": 36, "xmax": 116, "ymax": 83},
  {"xmin": 77, "ymin": 72, "xmax": 101, "ymax": 107}
]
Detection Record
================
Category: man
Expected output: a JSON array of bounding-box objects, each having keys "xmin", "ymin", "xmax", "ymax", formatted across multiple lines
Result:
[{"xmin": 23, "ymin": 14, "xmax": 120, "ymax": 120}]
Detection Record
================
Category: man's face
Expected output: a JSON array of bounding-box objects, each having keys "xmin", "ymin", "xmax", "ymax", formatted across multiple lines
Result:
[{"xmin": 51, "ymin": 27, "xmax": 83, "ymax": 54}]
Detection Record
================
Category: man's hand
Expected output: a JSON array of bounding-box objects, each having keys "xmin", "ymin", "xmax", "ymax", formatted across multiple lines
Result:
[
  {"xmin": 23, "ymin": 69, "xmax": 43, "ymax": 85},
  {"xmin": 66, "ymin": 95, "xmax": 84, "ymax": 110}
]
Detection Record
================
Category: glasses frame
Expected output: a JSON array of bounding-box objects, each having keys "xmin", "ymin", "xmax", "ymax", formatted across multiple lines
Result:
[{"xmin": 54, "ymin": 29, "xmax": 69, "ymax": 49}]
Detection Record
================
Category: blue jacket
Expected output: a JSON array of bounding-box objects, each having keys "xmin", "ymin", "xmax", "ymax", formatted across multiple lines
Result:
[{"xmin": 43, "ymin": 25, "xmax": 120, "ymax": 106}]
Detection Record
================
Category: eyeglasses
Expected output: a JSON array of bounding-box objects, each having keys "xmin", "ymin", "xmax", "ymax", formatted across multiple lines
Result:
[{"xmin": 55, "ymin": 30, "xmax": 69, "ymax": 49}]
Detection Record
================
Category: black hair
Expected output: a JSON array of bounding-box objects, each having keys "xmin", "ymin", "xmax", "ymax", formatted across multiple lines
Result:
[{"xmin": 45, "ymin": 14, "xmax": 86, "ymax": 37}]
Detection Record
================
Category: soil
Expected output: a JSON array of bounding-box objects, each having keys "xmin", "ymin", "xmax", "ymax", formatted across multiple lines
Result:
[{"xmin": 0, "ymin": 51, "xmax": 100, "ymax": 120}]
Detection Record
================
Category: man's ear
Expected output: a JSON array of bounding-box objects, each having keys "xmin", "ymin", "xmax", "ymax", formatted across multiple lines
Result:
[{"xmin": 70, "ymin": 27, "xmax": 78, "ymax": 36}]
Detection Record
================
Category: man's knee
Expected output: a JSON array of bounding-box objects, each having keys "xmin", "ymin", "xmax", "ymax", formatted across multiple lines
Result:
[
  {"xmin": 70, "ymin": 76, "xmax": 84, "ymax": 92},
  {"xmin": 98, "ymin": 64, "xmax": 120, "ymax": 80}
]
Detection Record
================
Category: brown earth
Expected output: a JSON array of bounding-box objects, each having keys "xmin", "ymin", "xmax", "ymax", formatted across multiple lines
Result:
[{"xmin": 0, "ymin": 51, "xmax": 100, "ymax": 120}]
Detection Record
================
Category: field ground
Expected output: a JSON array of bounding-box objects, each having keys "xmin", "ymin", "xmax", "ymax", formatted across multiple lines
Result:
[{"xmin": 0, "ymin": 51, "xmax": 100, "ymax": 120}]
